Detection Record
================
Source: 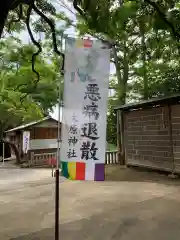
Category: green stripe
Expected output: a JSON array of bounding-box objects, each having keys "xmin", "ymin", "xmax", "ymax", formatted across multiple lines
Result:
[{"xmin": 61, "ymin": 162, "xmax": 69, "ymax": 179}]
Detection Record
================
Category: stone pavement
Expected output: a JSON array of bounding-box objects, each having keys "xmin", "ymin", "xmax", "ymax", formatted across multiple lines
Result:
[{"xmin": 1, "ymin": 167, "xmax": 180, "ymax": 239}]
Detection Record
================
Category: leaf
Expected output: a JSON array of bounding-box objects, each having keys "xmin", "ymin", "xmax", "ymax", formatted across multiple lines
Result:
[{"xmin": 113, "ymin": 1, "xmax": 138, "ymax": 25}]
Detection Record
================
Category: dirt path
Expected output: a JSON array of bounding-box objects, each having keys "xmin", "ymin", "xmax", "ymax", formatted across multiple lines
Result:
[{"xmin": 1, "ymin": 166, "xmax": 180, "ymax": 239}]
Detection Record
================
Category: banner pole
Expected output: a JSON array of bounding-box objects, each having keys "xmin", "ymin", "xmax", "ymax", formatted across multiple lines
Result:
[
  {"xmin": 2, "ymin": 142, "xmax": 4, "ymax": 165},
  {"xmin": 55, "ymin": 33, "xmax": 64, "ymax": 240},
  {"xmin": 55, "ymin": 167, "xmax": 59, "ymax": 240}
]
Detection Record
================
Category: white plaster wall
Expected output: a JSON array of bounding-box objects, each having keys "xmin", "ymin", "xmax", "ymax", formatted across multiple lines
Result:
[{"xmin": 29, "ymin": 139, "xmax": 57, "ymax": 150}]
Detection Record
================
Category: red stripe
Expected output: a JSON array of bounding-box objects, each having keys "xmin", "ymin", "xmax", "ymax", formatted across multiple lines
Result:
[
  {"xmin": 76, "ymin": 162, "xmax": 85, "ymax": 180},
  {"xmin": 84, "ymin": 39, "xmax": 93, "ymax": 48}
]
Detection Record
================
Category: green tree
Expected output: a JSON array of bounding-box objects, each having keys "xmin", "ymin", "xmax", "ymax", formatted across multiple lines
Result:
[
  {"xmin": 2, "ymin": 0, "xmax": 180, "ymax": 156},
  {"xmin": 0, "ymin": 36, "xmax": 61, "ymax": 113},
  {"xmin": 73, "ymin": 0, "xmax": 180, "ymax": 102},
  {"xmin": 0, "ymin": 70, "xmax": 43, "ymax": 163},
  {"xmin": 72, "ymin": 0, "xmax": 180, "ymax": 155},
  {"xmin": 0, "ymin": 36, "xmax": 62, "ymax": 162},
  {"xmin": 76, "ymin": 1, "xmax": 141, "ymax": 104}
]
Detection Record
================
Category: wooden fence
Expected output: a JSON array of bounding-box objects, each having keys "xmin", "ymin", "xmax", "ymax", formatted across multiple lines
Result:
[
  {"xmin": 29, "ymin": 150, "xmax": 119, "ymax": 167},
  {"xmin": 29, "ymin": 152, "xmax": 57, "ymax": 167},
  {"xmin": 105, "ymin": 151, "xmax": 119, "ymax": 165}
]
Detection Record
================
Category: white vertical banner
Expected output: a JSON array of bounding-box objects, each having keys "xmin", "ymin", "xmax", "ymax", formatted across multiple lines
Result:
[
  {"xmin": 60, "ymin": 38, "xmax": 110, "ymax": 181},
  {"xmin": 23, "ymin": 131, "xmax": 30, "ymax": 154}
]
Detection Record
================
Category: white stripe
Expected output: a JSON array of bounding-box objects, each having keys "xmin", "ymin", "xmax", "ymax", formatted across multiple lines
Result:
[
  {"xmin": 85, "ymin": 162, "xmax": 95, "ymax": 181},
  {"xmin": 30, "ymin": 139, "xmax": 57, "ymax": 150}
]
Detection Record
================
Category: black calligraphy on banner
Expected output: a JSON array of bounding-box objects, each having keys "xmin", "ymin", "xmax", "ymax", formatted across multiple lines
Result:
[
  {"xmin": 67, "ymin": 149, "xmax": 77, "ymax": 158},
  {"xmin": 80, "ymin": 81, "xmax": 101, "ymax": 161},
  {"xmin": 69, "ymin": 125, "xmax": 78, "ymax": 135},
  {"xmin": 81, "ymin": 122, "xmax": 99, "ymax": 140},
  {"xmin": 68, "ymin": 136, "xmax": 78, "ymax": 146},
  {"xmin": 83, "ymin": 102, "xmax": 99, "ymax": 120},
  {"xmin": 67, "ymin": 114, "xmax": 78, "ymax": 159},
  {"xmin": 69, "ymin": 114, "xmax": 78, "ymax": 137},
  {"xmin": 84, "ymin": 84, "xmax": 101, "ymax": 101},
  {"xmin": 83, "ymin": 83, "xmax": 101, "ymax": 120},
  {"xmin": 80, "ymin": 141, "xmax": 98, "ymax": 160}
]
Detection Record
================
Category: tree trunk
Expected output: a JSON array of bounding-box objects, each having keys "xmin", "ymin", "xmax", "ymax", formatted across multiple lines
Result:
[
  {"xmin": 112, "ymin": 45, "xmax": 123, "ymax": 102},
  {"xmin": 113, "ymin": 40, "xmax": 129, "ymax": 165},
  {"xmin": 0, "ymin": 121, "xmax": 21, "ymax": 164},
  {"xmin": 140, "ymin": 21, "xmax": 148, "ymax": 99},
  {"xmin": 121, "ymin": 40, "xmax": 129, "ymax": 103},
  {"xmin": 0, "ymin": 3, "xmax": 9, "ymax": 37},
  {"xmin": 3, "ymin": 140, "xmax": 21, "ymax": 164}
]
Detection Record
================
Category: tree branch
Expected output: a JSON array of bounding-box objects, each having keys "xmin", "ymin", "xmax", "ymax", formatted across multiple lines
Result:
[
  {"xmin": 32, "ymin": 2, "xmax": 64, "ymax": 73},
  {"xmin": 59, "ymin": 0, "xmax": 76, "ymax": 15},
  {"xmin": 26, "ymin": 4, "xmax": 41, "ymax": 83},
  {"xmin": 72, "ymin": 1, "xmax": 117, "ymax": 49},
  {"xmin": 144, "ymin": 0, "xmax": 180, "ymax": 41},
  {"xmin": 8, "ymin": 4, "xmax": 23, "ymax": 33},
  {"xmin": 19, "ymin": 0, "xmax": 65, "ymax": 101},
  {"xmin": 20, "ymin": 3, "xmax": 42, "ymax": 102},
  {"xmin": 112, "ymin": 45, "xmax": 122, "ymax": 82},
  {"xmin": 0, "ymin": 1, "xmax": 9, "ymax": 37},
  {"xmin": 73, "ymin": 0, "xmax": 86, "ymax": 18}
]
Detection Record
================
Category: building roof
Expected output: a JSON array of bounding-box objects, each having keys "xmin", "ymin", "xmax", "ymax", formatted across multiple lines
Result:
[
  {"xmin": 114, "ymin": 94, "xmax": 180, "ymax": 111},
  {"xmin": 5, "ymin": 116, "xmax": 59, "ymax": 133}
]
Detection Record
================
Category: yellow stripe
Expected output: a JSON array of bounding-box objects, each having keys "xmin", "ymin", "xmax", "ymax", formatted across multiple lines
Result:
[
  {"xmin": 68, "ymin": 162, "xmax": 76, "ymax": 180},
  {"xmin": 75, "ymin": 39, "xmax": 84, "ymax": 48}
]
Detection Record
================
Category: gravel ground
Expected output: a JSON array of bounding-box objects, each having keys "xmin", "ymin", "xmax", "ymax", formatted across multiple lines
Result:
[{"xmin": 1, "ymin": 164, "xmax": 180, "ymax": 239}]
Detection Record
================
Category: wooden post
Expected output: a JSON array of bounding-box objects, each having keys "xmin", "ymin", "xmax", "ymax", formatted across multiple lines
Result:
[
  {"xmin": 119, "ymin": 110, "xmax": 125, "ymax": 165},
  {"xmin": 2, "ymin": 142, "xmax": 4, "ymax": 165},
  {"xmin": 117, "ymin": 110, "xmax": 120, "ymax": 164},
  {"xmin": 168, "ymin": 104, "xmax": 177, "ymax": 178},
  {"xmin": 117, "ymin": 110, "xmax": 125, "ymax": 165},
  {"xmin": 30, "ymin": 152, "xmax": 34, "ymax": 167}
]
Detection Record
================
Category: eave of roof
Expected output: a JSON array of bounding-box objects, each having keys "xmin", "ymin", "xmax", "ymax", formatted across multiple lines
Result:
[
  {"xmin": 114, "ymin": 94, "xmax": 180, "ymax": 111},
  {"xmin": 5, "ymin": 116, "xmax": 59, "ymax": 133}
]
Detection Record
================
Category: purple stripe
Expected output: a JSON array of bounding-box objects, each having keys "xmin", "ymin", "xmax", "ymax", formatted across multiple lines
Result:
[{"xmin": 95, "ymin": 164, "xmax": 105, "ymax": 181}]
